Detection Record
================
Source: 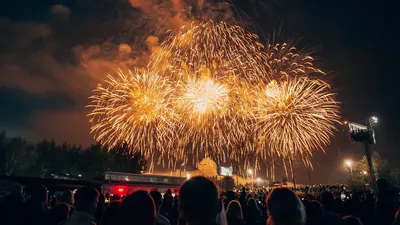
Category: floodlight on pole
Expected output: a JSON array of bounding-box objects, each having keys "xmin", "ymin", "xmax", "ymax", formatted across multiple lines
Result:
[{"xmin": 346, "ymin": 115, "xmax": 379, "ymax": 193}]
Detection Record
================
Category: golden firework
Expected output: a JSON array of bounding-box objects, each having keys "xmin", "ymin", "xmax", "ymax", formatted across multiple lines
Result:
[
  {"xmin": 174, "ymin": 76, "xmax": 244, "ymax": 162},
  {"xmin": 149, "ymin": 21, "xmax": 270, "ymax": 83},
  {"xmin": 254, "ymin": 77, "xmax": 341, "ymax": 167},
  {"xmin": 265, "ymin": 43, "xmax": 325, "ymax": 80},
  {"xmin": 87, "ymin": 69, "xmax": 177, "ymax": 161}
]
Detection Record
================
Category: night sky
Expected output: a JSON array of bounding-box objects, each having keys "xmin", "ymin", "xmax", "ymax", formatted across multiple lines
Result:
[{"xmin": 1, "ymin": 0, "xmax": 399, "ymax": 184}]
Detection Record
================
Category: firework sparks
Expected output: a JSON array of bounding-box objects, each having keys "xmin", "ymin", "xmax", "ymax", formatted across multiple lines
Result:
[
  {"xmin": 265, "ymin": 43, "xmax": 325, "ymax": 80},
  {"xmin": 174, "ymin": 76, "xmax": 245, "ymax": 162},
  {"xmin": 149, "ymin": 21, "xmax": 270, "ymax": 83},
  {"xmin": 87, "ymin": 19, "xmax": 341, "ymax": 172},
  {"xmin": 254, "ymin": 77, "xmax": 340, "ymax": 167},
  {"xmin": 87, "ymin": 69, "xmax": 177, "ymax": 161}
]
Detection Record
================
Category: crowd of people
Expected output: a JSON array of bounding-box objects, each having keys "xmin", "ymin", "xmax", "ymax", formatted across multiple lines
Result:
[{"xmin": 0, "ymin": 176, "xmax": 399, "ymax": 225}]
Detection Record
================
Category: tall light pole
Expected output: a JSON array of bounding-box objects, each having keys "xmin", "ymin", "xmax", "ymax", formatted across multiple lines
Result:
[
  {"xmin": 347, "ymin": 116, "xmax": 379, "ymax": 193},
  {"xmin": 248, "ymin": 169, "xmax": 254, "ymax": 190}
]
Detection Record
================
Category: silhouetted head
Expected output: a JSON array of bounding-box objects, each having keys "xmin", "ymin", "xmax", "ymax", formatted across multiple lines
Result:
[
  {"xmin": 306, "ymin": 200, "xmax": 322, "ymax": 219},
  {"xmin": 226, "ymin": 200, "xmax": 243, "ymax": 221},
  {"xmin": 364, "ymin": 192, "xmax": 374, "ymax": 204},
  {"xmin": 377, "ymin": 178, "xmax": 389, "ymax": 193},
  {"xmin": 74, "ymin": 186, "xmax": 99, "ymax": 215},
  {"xmin": 266, "ymin": 188, "xmax": 306, "ymax": 225},
  {"xmin": 100, "ymin": 201, "xmax": 120, "ymax": 225},
  {"xmin": 179, "ymin": 176, "xmax": 220, "ymax": 224},
  {"xmin": 342, "ymin": 215, "xmax": 363, "ymax": 225},
  {"xmin": 226, "ymin": 191, "xmax": 236, "ymax": 203},
  {"xmin": 119, "ymin": 190, "xmax": 156, "ymax": 225},
  {"xmin": 320, "ymin": 191, "xmax": 334, "ymax": 211},
  {"xmin": 11, "ymin": 184, "xmax": 23, "ymax": 197},
  {"xmin": 60, "ymin": 190, "xmax": 74, "ymax": 205},
  {"xmin": 28, "ymin": 184, "xmax": 48, "ymax": 204},
  {"xmin": 150, "ymin": 190, "xmax": 162, "ymax": 211},
  {"xmin": 247, "ymin": 197, "xmax": 260, "ymax": 212},
  {"xmin": 51, "ymin": 203, "xmax": 71, "ymax": 224}
]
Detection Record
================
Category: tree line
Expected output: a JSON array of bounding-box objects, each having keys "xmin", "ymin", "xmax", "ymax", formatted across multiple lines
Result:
[{"xmin": 0, "ymin": 132, "xmax": 146, "ymax": 178}]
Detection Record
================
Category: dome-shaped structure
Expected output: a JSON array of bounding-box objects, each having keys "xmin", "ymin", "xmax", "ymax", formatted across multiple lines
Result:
[{"xmin": 197, "ymin": 157, "xmax": 218, "ymax": 177}]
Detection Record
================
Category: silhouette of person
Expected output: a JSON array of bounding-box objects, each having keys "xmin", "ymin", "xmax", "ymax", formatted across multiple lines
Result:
[
  {"xmin": 99, "ymin": 201, "xmax": 120, "ymax": 225},
  {"xmin": 64, "ymin": 186, "xmax": 99, "ymax": 225},
  {"xmin": 118, "ymin": 190, "xmax": 156, "ymax": 225},
  {"xmin": 179, "ymin": 176, "xmax": 220, "ymax": 225},
  {"xmin": 22, "ymin": 184, "xmax": 50, "ymax": 225},
  {"xmin": 150, "ymin": 190, "xmax": 171, "ymax": 225},
  {"xmin": 266, "ymin": 187, "xmax": 306, "ymax": 225},
  {"xmin": 226, "ymin": 200, "xmax": 244, "ymax": 225},
  {"xmin": 50, "ymin": 203, "xmax": 71, "ymax": 225}
]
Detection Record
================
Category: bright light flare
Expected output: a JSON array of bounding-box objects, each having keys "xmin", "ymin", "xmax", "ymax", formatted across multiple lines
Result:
[
  {"xmin": 178, "ymin": 77, "xmax": 229, "ymax": 119},
  {"xmin": 345, "ymin": 159, "xmax": 353, "ymax": 167}
]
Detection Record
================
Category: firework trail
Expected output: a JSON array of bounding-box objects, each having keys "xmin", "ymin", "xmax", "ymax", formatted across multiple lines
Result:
[
  {"xmin": 253, "ymin": 77, "xmax": 341, "ymax": 168},
  {"xmin": 264, "ymin": 43, "xmax": 325, "ymax": 80},
  {"xmin": 87, "ymin": 69, "xmax": 178, "ymax": 166}
]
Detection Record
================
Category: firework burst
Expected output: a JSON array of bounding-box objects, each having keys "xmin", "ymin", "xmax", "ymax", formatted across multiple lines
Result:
[
  {"xmin": 174, "ymin": 76, "xmax": 245, "ymax": 162},
  {"xmin": 149, "ymin": 21, "xmax": 270, "ymax": 83},
  {"xmin": 265, "ymin": 43, "xmax": 325, "ymax": 80},
  {"xmin": 254, "ymin": 77, "xmax": 340, "ymax": 167},
  {"xmin": 87, "ymin": 69, "xmax": 177, "ymax": 161}
]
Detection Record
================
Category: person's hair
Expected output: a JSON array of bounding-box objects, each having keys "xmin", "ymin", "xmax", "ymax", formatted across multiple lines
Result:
[
  {"xmin": 226, "ymin": 200, "xmax": 243, "ymax": 221},
  {"xmin": 247, "ymin": 197, "xmax": 260, "ymax": 212},
  {"xmin": 51, "ymin": 203, "xmax": 71, "ymax": 224},
  {"xmin": 266, "ymin": 188, "xmax": 306, "ymax": 225},
  {"xmin": 150, "ymin": 190, "xmax": 162, "ymax": 211},
  {"xmin": 119, "ymin": 190, "xmax": 156, "ymax": 225},
  {"xmin": 60, "ymin": 190, "xmax": 74, "ymax": 205},
  {"xmin": 179, "ymin": 176, "xmax": 220, "ymax": 223},
  {"xmin": 100, "ymin": 201, "xmax": 121, "ymax": 225},
  {"xmin": 74, "ymin": 186, "xmax": 100, "ymax": 212},
  {"xmin": 376, "ymin": 178, "xmax": 389, "ymax": 192},
  {"xmin": 28, "ymin": 184, "xmax": 47, "ymax": 202},
  {"xmin": 342, "ymin": 215, "xmax": 363, "ymax": 225},
  {"xmin": 320, "ymin": 191, "xmax": 334, "ymax": 211},
  {"xmin": 305, "ymin": 200, "xmax": 322, "ymax": 223},
  {"xmin": 226, "ymin": 191, "xmax": 236, "ymax": 202}
]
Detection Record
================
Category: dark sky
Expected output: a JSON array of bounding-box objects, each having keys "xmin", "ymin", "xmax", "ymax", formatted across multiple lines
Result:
[{"xmin": 0, "ymin": 0, "xmax": 399, "ymax": 184}]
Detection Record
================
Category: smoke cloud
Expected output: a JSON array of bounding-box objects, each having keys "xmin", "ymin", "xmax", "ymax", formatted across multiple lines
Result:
[{"xmin": 0, "ymin": 0, "xmax": 237, "ymax": 144}]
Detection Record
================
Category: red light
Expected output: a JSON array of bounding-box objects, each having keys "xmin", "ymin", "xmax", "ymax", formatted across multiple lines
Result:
[{"xmin": 118, "ymin": 188, "xmax": 124, "ymax": 193}]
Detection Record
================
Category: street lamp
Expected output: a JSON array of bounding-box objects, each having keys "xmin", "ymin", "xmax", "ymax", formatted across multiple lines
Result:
[
  {"xmin": 248, "ymin": 169, "xmax": 254, "ymax": 190},
  {"xmin": 186, "ymin": 173, "xmax": 191, "ymax": 180},
  {"xmin": 257, "ymin": 178, "xmax": 261, "ymax": 187},
  {"xmin": 345, "ymin": 159, "xmax": 353, "ymax": 174},
  {"xmin": 363, "ymin": 171, "xmax": 368, "ymax": 175}
]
